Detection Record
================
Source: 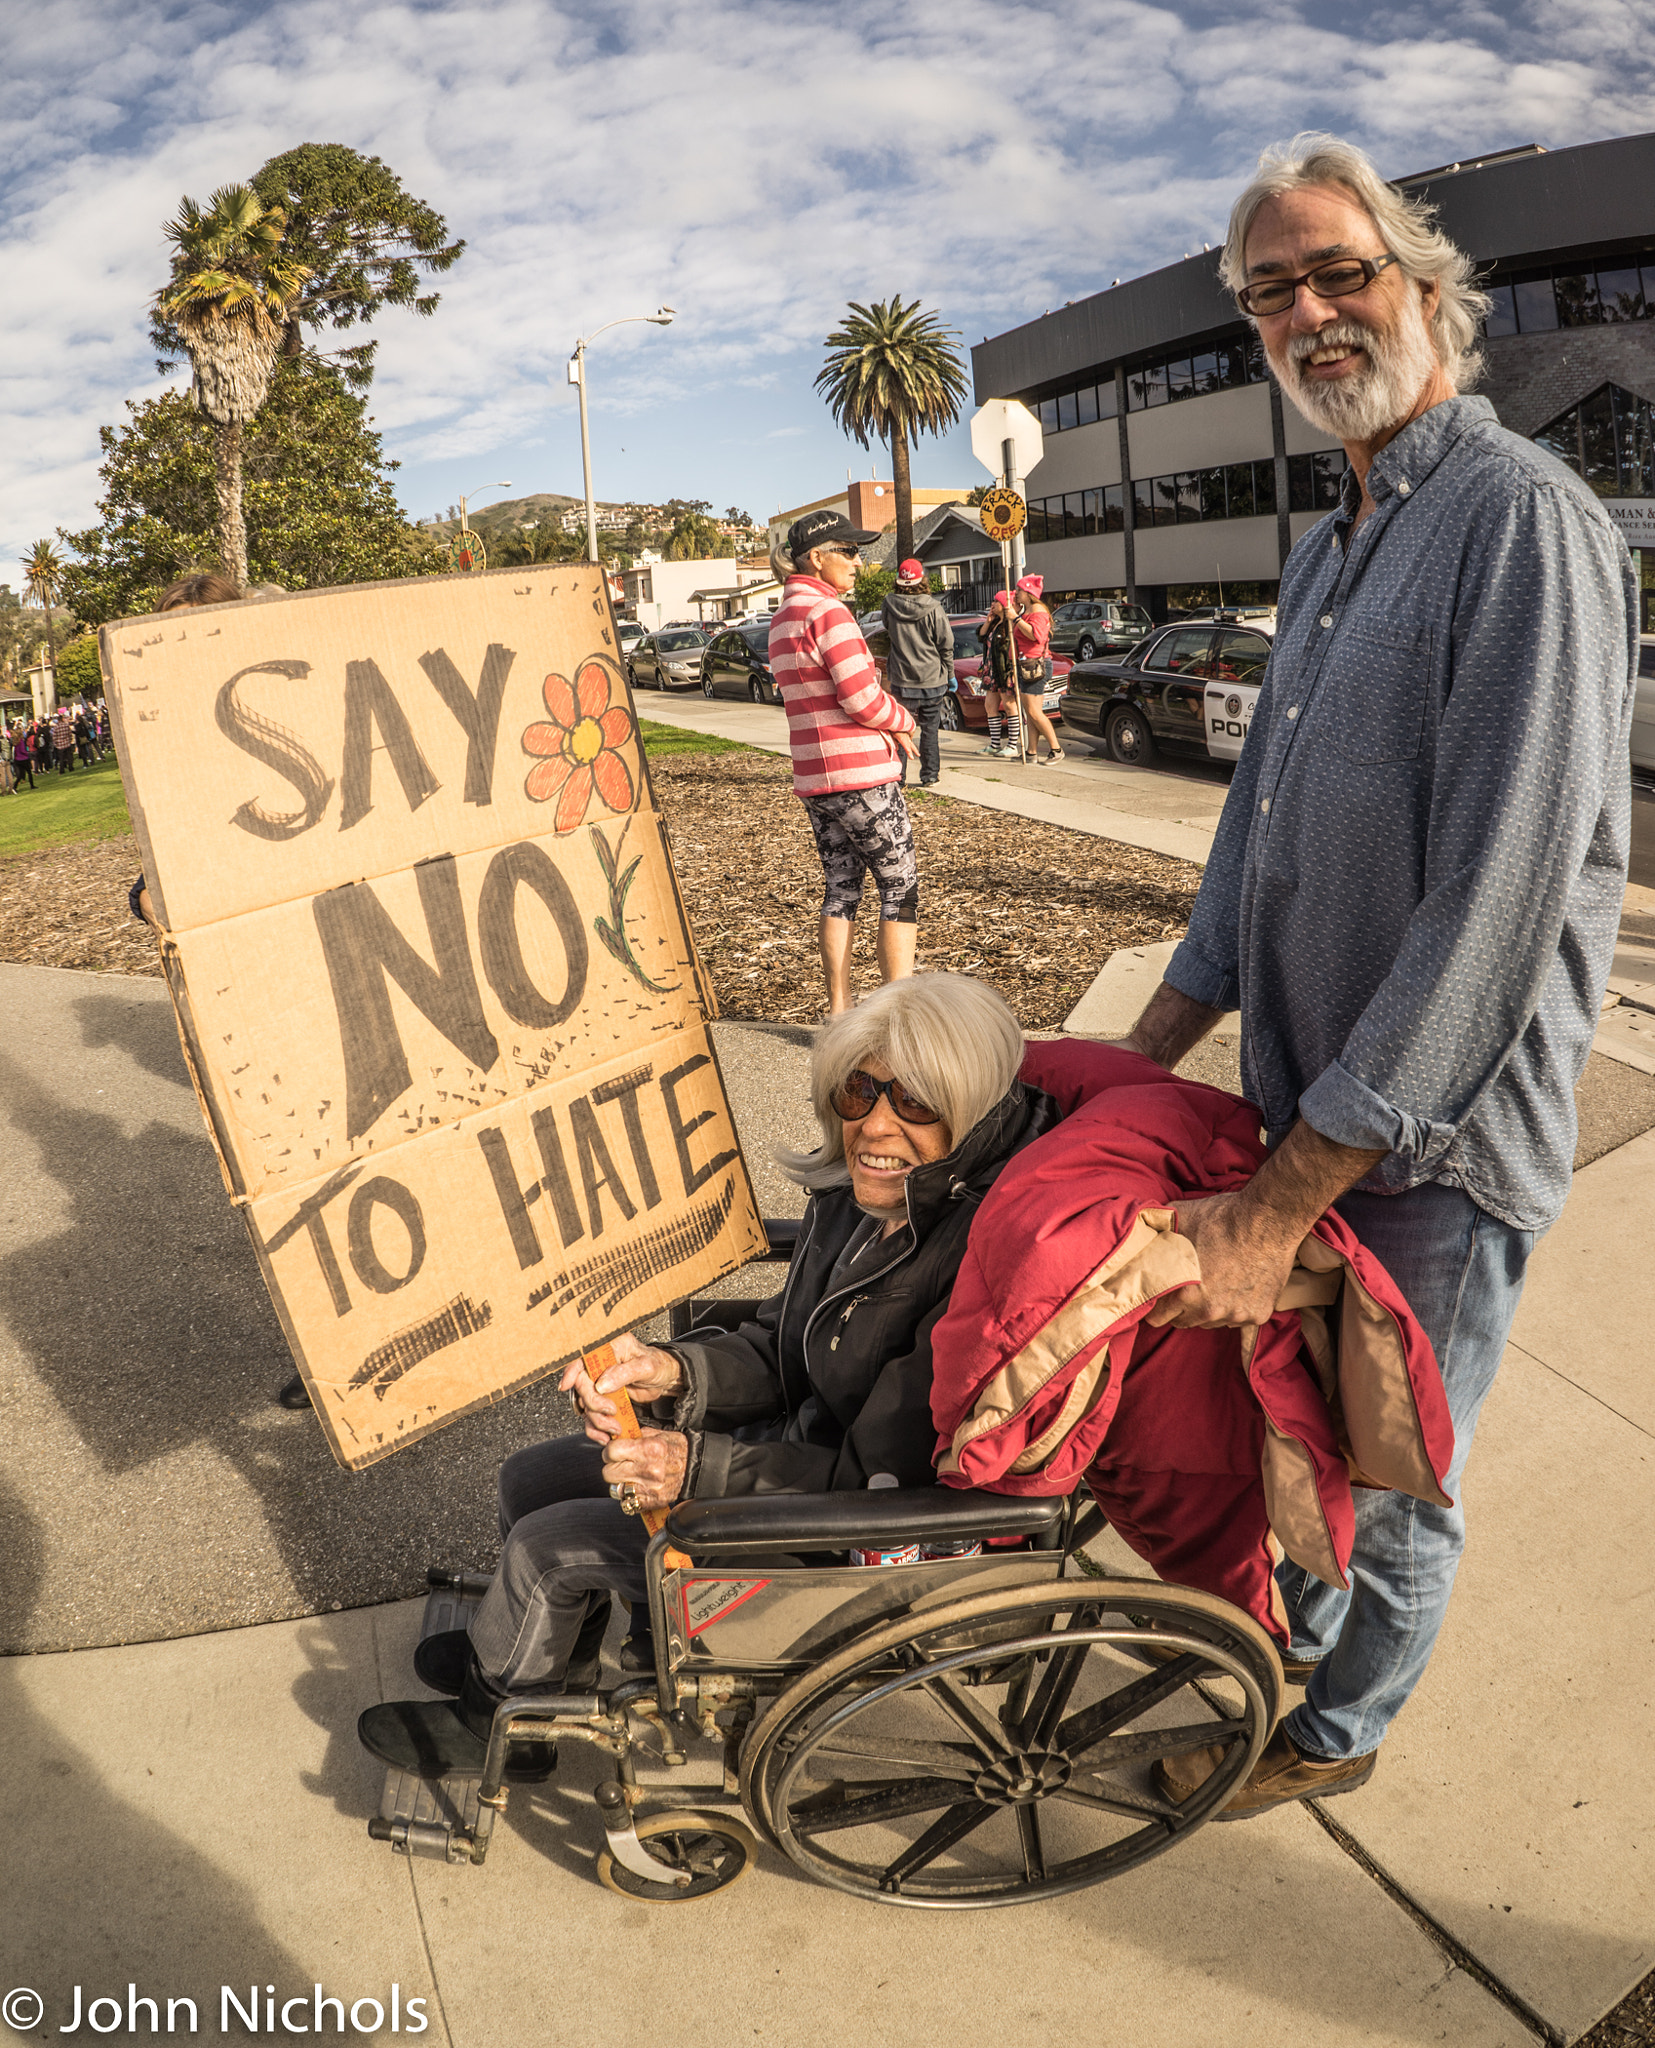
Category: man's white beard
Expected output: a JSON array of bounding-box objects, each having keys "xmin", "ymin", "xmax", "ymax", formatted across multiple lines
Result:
[{"xmin": 1268, "ymin": 296, "xmax": 1440, "ymax": 442}]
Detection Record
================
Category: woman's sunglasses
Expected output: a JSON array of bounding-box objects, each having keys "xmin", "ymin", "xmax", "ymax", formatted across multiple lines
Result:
[{"xmin": 829, "ymin": 1069, "xmax": 942, "ymax": 1126}]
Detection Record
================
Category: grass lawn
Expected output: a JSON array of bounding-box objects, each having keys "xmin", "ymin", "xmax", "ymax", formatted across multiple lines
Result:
[
  {"xmin": 0, "ymin": 722, "xmax": 735, "ymax": 861},
  {"xmin": 637, "ymin": 717, "xmax": 754, "ymax": 760},
  {"xmin": 0, "ymin": 753, "xmax": 133, "ymax": 858}
]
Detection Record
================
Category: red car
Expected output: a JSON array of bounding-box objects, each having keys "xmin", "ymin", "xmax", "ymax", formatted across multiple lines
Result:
[{"xmin": 868, "ymin": 612, "xmax": 1071, "ymax": 733}]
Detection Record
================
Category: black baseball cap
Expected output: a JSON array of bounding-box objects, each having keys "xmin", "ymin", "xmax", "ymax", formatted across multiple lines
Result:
[{"xmin": 786, "ymin": 507, "xmax": 881, "ymax": 560}]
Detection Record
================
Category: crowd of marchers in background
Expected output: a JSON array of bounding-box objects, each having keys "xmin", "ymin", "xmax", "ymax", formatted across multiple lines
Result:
[{"xmin": 3, "ymin": 704, "xmax": 109, "ymax": 793}]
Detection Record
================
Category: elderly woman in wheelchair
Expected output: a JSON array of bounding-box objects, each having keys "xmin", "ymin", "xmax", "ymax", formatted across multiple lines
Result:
[
  {"xmin": 358, "ymin": 964, "xmax": 1458, "ymax": 1903},
  {"xmin": 358, "ymin": 974, "xmax": 1056, "ymax": 1784}
]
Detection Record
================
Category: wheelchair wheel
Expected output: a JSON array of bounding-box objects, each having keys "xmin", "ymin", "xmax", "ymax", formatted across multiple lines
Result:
[
  {"xmin": 595, "ymin": 1810, "xmax": 759, "ymax": 1901},
  {"xmin": 740, "ymin": 1581, "xmax": 1280, "ymax": 1909}
]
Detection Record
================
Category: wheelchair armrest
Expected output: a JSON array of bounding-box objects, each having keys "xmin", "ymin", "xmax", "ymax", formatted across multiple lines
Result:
[
  {"xmin": 664, "ymin": 1486, "xmax": 1065, "ymax": 1556},
  {"xmin": 761, "ymin": 1217, "xmax": 800, "ymax": 1260}
]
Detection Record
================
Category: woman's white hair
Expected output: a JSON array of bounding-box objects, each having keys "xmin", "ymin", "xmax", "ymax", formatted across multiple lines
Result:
[
  {"xmin": 1220, "ymin": 132, "xmax": 1491, "ymax": 392},
  {"xmin": 776, "ymin": 974, "xmax": 1024, "ymax": 1191}
]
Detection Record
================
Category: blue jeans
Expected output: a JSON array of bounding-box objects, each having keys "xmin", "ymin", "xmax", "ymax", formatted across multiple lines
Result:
[{"xmin": 1279, "ymin": 1182, "xmax": 1534, "ymax": 1760}]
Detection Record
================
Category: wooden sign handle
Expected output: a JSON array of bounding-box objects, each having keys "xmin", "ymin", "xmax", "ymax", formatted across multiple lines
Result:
[{"xmin": 583, "ymin": 1343, "xmax": 691, "ymax": 1571}]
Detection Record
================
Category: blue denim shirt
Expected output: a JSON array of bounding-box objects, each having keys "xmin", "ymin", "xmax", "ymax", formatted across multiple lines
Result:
[{"xmin": 1167, "ymin": 395, "xmax": 1640, "ymax": 1230}]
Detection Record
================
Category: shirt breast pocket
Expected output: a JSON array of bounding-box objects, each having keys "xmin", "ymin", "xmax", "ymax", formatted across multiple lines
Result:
[{"xmin": 1323, "ymin": 623, "xmax": 1434, "ymax": 765}]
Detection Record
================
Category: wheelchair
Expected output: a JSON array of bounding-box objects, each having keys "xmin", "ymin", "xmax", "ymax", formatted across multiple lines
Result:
[{"xmin": 367, "ymin": 1232, "xmax": 1285, "ymax": 1909}]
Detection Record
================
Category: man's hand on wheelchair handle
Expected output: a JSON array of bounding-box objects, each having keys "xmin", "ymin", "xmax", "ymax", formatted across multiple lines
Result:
[
  {"xmin": 1146, "ymin": 1119, "xmax": 1387, "ymax": 1331},
  {"xmin": 559, "ymin": 1331, "xmax": 684, "ymax": 1443},
  {"xmin": 602, "ymin": 1427, "xmax": 689, "ymax": 1512}
]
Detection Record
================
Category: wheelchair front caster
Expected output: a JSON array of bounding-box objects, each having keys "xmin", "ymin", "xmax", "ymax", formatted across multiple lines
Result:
[{"xmin": 595, "ymin": 1808, "xmax": 758, "ymax": 1902}]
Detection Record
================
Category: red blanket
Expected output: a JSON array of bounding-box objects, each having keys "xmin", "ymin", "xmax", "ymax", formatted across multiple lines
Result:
[{"xmin": 930, "ymin": 1042, "xmax": 1454, "ymax": 1643}]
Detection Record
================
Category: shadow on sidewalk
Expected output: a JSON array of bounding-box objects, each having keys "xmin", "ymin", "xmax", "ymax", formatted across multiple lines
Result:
[
  {"xmin": 0, "ymin": 990, "xmax": 578, "ymax": 1653},
  {"xmin": 0, "ymin": 1483, "xmax": 310, "ymax": 2024}
]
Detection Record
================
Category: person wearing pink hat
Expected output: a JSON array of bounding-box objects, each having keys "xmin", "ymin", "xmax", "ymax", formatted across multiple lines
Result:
[
  {"xmin": 879, "ymin": 558, "xmax": 954, "ymax": 786},
  {"xmin": 975, "ymin": 590, "xmax": 1021, "ymax": 756},
  {"xmin": 1012, "ymin": 575, "xmax": 1064, "ymax": 762}
]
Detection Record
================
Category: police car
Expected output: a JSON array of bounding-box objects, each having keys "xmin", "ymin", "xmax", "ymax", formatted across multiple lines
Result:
[{"xmin": 1059, "ymin": 616, "xmax": 1273, "ymax": 767}]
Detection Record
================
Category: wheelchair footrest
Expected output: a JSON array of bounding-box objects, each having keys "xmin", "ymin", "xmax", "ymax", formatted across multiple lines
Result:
[
  {"xmin": 366, "ymin": 1568, "xmax": 494, "ymax": 1864},
  {"xmin": 419, "ymin": 1573, "xmax": 487, "ymax": 1642},
  {"xmin": 372, "ymin": 1772, "xmax": 485, "ymax": 1863}
]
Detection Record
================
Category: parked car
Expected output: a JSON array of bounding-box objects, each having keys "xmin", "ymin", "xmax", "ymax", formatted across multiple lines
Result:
[
  {"xmin": 1047, "ymin": 598, "xmax": 1154, "ymax": 662},
  {"xmin": 615, "ymin": 619, "xmax": 647, "ymax": 654},
  {"xmin": 1062, "ymin": 620, "xmax": 1273, "ymax": 766},
  {"xmin": 866, "ymin": 612, "xmax": 1072, "ymax": 735},
  {"xmin": 700, "ymin": 616, "xmax": 780, "ymax": 703},
  {"xmin": 628, "ymin": 626, "xmax": 709, "ymax": 691}
]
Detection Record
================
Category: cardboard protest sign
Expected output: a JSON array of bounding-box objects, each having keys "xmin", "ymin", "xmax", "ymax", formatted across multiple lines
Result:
[{"xmin": 101, "ymin": 564, "xmax": 767, "ymax": 1469}]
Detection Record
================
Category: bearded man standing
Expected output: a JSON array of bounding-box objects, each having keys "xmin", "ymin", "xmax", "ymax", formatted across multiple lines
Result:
[{"xmin": 1124, "ymin": 134, "xmax": 1641, "ymax": 1816}]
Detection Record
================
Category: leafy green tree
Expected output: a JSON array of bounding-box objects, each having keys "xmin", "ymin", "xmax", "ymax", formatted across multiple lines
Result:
[
  {"xmin": 816, "ymin": 297, "xmax": 969, "ymax": 563},
  {"xmin": 250, "ymin": 144, "xmax": 463, "ymax": 386},
  {"xmin": 853, "ymin": 564, "xmax": 897, "ymax": 614},
  {"xmin": 60, "ymin": 355, "xmax": 442, "ymax": 624},
  {"xmin": 151, "ymin": 147, "xmax": 464, "ymax": 395},
  {"xmin": 0, "ymin": 584, "xmax": 49, "ymax": 689},
  {"xmin": 54, "ymin": 635, "xmax": 104, "ymax": 702},
  {"xmin": 153, "ymin": 184, "xmax": 312, "ymax": 585},
  {"xmin": 664, "ymin": 515, "xmax": 733, "ymax": 560}
]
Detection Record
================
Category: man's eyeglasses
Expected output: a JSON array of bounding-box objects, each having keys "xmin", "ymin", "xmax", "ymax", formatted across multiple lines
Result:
[
  {"xmin": 828, "ymin": 1069, "xmax": 943, "ymax": 1127},
  {"xmin": 1236, "ymin": 253, "xmax": 1400, "ymax": 318}
]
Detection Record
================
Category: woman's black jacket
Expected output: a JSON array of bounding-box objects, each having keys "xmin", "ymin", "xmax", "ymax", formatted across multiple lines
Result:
[{"xmin": 652, "ymin": 1079, "xmax": 1058, "ymax": 1497}]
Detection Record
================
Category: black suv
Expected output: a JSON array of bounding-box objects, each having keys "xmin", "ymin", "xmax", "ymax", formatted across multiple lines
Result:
[
  {"xmin": 1048, "ymin": 599, "xmax": 1154, "ymax": 661},
  {"xmin": 699, "ymin": 616, "xmax": 779, "ymax": 703}
]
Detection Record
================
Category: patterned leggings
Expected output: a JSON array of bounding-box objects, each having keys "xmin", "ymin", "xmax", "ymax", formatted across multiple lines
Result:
[{"xmin": 799, "ymin": 781, "xmax": 919, "ymax": 923}]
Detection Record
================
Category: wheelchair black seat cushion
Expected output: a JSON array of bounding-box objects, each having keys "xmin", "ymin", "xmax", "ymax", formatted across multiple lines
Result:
[{"xmin": 665, "ymin": 1486, "xmax": 1064, "ymax": 1555}]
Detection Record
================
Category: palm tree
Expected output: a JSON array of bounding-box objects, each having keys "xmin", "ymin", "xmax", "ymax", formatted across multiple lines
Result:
[
  {"xmin": 153, "ymin": 186, "xmax": 311, "ymax": 586},
  {"xmin": 23, "ymin": 540, "xmax": 64, "ymax": 704},
  {"xmin": 816, "ymin": 298, "xmax": 969, "ymax": 563}
]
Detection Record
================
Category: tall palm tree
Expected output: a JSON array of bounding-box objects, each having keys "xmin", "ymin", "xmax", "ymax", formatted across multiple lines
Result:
[
  {"xmin": 23, "ymin": 539, "xmax": 64, "ymax": 702},
  {"xmin": 153, "ymin": 186, "xmax": 311, "ymax": 586},
  {"xmin": 816, "ymin": 298, "xmax": 969, "ymax": 563}
]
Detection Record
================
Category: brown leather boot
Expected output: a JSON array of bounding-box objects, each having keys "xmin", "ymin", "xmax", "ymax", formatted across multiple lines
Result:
[{"xmin": 1154, "ymin": 1723, "xmax": 1376, "ymax": 1819}]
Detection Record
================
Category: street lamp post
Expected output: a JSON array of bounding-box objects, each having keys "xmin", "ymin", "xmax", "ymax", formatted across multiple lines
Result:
[
  {"xmin": 448, "ymin": 481, "xmax": 512, "ymax": 573},
  {"xmin": 458, "ymin": 482, "xmax": 513, "ymax": 530},
  {"xmin": 568, "ymin": 308, "xmax": 675, "ymax": 563}
]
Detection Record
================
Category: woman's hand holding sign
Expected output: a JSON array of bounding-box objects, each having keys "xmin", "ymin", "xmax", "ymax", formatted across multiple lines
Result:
[
  {"xmin": 600, "ymin": 1427, "xmax": 690, "ymax": 1512},
  {"xmin": 559, "ymin": 1330, "xmax": 684, "ymax": 1444}
]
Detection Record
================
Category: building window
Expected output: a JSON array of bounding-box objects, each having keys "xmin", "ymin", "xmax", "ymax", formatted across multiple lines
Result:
[
  {"xmin": 1534, "ymin": 383, "xmax": 1655, "ymax": 498},
  {"xmin": 1288, "ymin": 450, "xmax": 1350, "ymax": 513},
  {"xmin": 1031, "ymin": 377, "xmax": 1119, "ymax": 434},
  {"xmin": 1485, "ymin": 255, "xmax": 1655, "ymax": 335},
  {"xmin": 1124, "ymin": 330, "xmax": 1271, "ymax": 409}
]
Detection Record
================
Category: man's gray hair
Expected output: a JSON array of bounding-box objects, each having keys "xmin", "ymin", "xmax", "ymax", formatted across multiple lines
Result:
[
  {"xmin": 1220, "ymin": 132, "xmax": 1491, "ymax": 391},
  {"xmin": 777, "ymin": 974, "xmax": 1024, "ymax": 1190}
]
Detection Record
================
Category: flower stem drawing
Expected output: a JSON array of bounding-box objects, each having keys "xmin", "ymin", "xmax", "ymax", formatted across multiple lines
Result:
[{"xmin": 591, "ymin": 820, "xmax": 679, "ymax": 995}]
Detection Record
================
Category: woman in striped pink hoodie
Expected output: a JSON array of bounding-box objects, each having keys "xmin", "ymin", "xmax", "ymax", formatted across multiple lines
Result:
[{"xmin": 769, "ymin": 510, "xmax": 921, "ymax": 1014}]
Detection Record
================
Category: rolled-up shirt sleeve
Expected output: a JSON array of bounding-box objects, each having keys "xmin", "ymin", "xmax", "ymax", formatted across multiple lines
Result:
[{"xmin": 1299, "ymin": 478, "xmax": 1635, "ymax": 1159}]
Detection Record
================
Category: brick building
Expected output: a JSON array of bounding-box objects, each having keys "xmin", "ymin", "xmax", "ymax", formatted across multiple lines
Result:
[{"xmin": 973, "ymin": 131, "xmax": 1655, "ymax": 628}]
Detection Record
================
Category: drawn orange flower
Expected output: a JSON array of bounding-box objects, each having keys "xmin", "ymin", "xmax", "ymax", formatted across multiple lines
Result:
[{"xmin": 522, "ymin": 657, "xmax": 637, "ymax": 831}]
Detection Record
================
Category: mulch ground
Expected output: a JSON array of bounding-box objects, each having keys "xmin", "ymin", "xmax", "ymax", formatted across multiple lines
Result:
[
  {"xmin": 0, "ymin": 836, "xmax": 162, "ymax": 978},
  {"xmin": 653, "ymin": 749, "xmax": 1200, "ymax": 1026},
  {"xmin": 0, "ymin": 750, "xmax": 1201, "ymax": 1028}
]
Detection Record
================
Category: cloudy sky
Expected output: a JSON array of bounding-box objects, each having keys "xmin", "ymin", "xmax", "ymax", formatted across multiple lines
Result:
[{"xmin": 3, "ymin": 0, "xmax": 1654, "ymax": 592}]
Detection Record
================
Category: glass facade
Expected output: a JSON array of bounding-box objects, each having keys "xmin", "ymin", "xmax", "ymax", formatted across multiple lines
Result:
[
  {"xmin": 1036, "ymin": 376, "xmax": 1120, "ymax": 435},
  {"xmin": 1026, "ymin": 486, "xmax": 1126, "ymax": 540},
  {"xmin": 1127, "ymin": 334, "xmax": 1268, "ymax": 408},
  {"xmin": 1130, "ymin": 460, "xmax": 1278, "ymax": 528},
  {"xmin": 1287, "ymin": 449, "xmax": 1352, "ymax": 513},
  {"xmin": 1532, "ymin": 383, "xmax": 1655, "ymax": 498},
  {"xmin": 1484, "ymin": 254, "xmax": 1655, "ymax": 336}
]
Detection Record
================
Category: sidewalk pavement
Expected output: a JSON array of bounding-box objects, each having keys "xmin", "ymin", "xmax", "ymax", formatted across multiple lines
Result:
[
  {"xmin": 2, "ymin": 957, "xmax": 1652, "ymax": 2044},
  {"xmin": 4, "ymin": 719, "xmax": 1654, "ymax": 2043}
]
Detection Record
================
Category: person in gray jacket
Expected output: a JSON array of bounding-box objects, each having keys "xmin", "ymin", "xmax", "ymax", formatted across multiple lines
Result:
[
  {"xmin": 355, "ymin": 975, "xmax": 1056, "ymax": 1781},
  {"xmin": 880, "ymin": 559, "xmax": 955, "ymax": 785}
]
